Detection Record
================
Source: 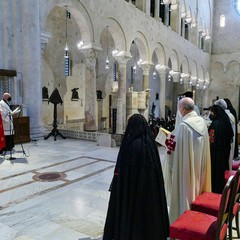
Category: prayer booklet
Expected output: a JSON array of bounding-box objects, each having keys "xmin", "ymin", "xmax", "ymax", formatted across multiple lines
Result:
[{"xmin": 155, "ymin": 127, "xmax": 170, "ymax": 146}]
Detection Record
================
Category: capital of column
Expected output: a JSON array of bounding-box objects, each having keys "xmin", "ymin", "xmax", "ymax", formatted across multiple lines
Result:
[
  {"xmin": 190, "ymin": 76, "xmax": 198, "ymax": 86},
  {"xmin": 140, "ymin": 63, "xmax": 153, "ymax": 75},
  {"xmin": 162, "ymin": 0, "xmax": 170, "ymax": 4},
  {"xmin": 113, "ymin": 51, "xmax": 132, "ymax": 65},
  {"xmin": 41, "ymin": 31, "xmax": 51, "ymax": 56},
  {"xmin": 171, "ymin": 71, "xmax": 181, "ymax": 82},
  {"xmin": 171, "ymin": 3, "xmax": 178, "ymax": 10},
  {"xmin": 155, "ymin": 64, "xmax": 169, "ymax": 75},
  {"xmin": 81, "ymin": 47, "xmax": 102, "ymax": 65},
  {"xmin": 183, "ymin": 73, "xmax": 190, "ymax": 84}
]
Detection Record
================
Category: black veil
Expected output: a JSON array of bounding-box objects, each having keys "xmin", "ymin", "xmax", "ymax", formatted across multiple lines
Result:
[
  {"xmin": 224, "ymin": 98, "xmax": 238, "ymax": 158},
  {"xmin": 209, "ymin": 105, "xmax": 234, "ymax": 193},
  {"xmin": 103, "ymin": 114, "xmax": 169, "ymax": 240}
]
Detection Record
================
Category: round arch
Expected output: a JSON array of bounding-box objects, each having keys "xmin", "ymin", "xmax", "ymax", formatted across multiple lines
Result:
[
  {"xmin": 130, "ymin": 31, "xmax": 150, "ymax": 63},
  {"xmin": 153, "ymin": 43, "xmax": 167, "ymax": 66},
  {"xmin": 100, "ymin": 18, "xmax": 127, "ymax": 53},
  {"xmin": 42, "ymin": 1, "xmax": 94, "ymax": 45},
  {"xmin": 168, "ymin": 49, "xmax": 179, "ymax": 71}
]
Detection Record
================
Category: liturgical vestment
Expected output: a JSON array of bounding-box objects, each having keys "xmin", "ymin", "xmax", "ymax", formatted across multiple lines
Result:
[{"xmin": 164, "ymin": 111, "xmax": 211, "ymax": 224}]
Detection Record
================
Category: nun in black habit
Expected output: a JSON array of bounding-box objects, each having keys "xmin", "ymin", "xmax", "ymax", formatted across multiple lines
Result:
[
  {"xmin": 224, "ymin": 98, "xmax": 238, "ymax": 158},
  {"xmin": 209, "ymin": 105, "xmax": 234, "ymax": 193},
  {"xmin": 103, "ymin": 114, "xmax": 169, "ymax": 240}
]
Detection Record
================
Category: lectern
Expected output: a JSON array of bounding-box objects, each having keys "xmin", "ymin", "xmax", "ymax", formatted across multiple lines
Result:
[{"xmin": 44, "ymin": 88, "xmax": 66, "ymax": 141}]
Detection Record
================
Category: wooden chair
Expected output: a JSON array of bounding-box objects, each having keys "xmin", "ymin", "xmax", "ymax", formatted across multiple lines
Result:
[
  {"xmin": 224, "ymin": 167, "xmax": 240, "ymax": 239},
  {"xmin": 232, "ymin": 158, "xmax": 240, "ymax": 170},
  {"xmin": 191, "ymin": 167, "xmax": 240, "ymax": 239},
  {"xmin": 170, "ymin": 176, "xmax": 233, "ymax": 240}
]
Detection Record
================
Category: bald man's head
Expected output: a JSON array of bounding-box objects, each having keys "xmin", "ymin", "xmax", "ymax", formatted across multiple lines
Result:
[
  {"xmin": 178, "ymin": 97, "xmax": 195, "ymax": 117},
  {"xmin": 3, "ymin": 93, "xmax": 11, "ymax": 102}
]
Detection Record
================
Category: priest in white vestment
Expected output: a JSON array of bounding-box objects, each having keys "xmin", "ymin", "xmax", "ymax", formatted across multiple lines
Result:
[
  {"xmin": 0, "ymin": 93, "xmax": 20, "ymax": 152},
  {"xmin": 162, "ymin": 97, "xmax": 211, "ymax": 224}
]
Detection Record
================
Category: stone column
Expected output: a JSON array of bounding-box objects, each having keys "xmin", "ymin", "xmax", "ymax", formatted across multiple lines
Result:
[
  {"xmin": 140, "ymin": 63, "xmax": 152, "ymax": 91},
  {"xmin": 154, "ymin": 0, "xmax": 160, "ymax": 20},
  {"xmin": 136, "ymin": 0, "xmax": 150, "ymax": 16},
  {"xmin": 172, "ymin": 72, "xmax": 181, "ymax": 114},
  {"xmin": 82, "ymin": 47, "xmax": 101, "ymax": 131},
  {"xmin": 189, "ymin": 24, "xmax": 198, "ymax": 46},
  {"xmin": 41, "ymin": 31, "xmax": 51, "ymax": 56},
  {"xmin": 181, "ymin": 18, "xmax": 185, "ymax": 38},
  {"xmin": 20, "ymin": 0, "xmax": 44, "ymax": 139},
  {"xmin": 140, "ymin": 63, "xmax": 152, "ymax": 119},
  {"xmin": 114, "ymin": 54, "xmax": 131, "ymax": 134},
  {"xmin": 164, "ymin": 3, "xmax": 169, "ymax": 27},
  {"xmin": 0, "ymin": 0, "xmax": 15, "ymax": 68},
  {"xmin": 170, "ymin": 3, "xmax": 180, "ymax": 33},
  {"xmin": 156, "ymin": 65, "xmax": 168, "ymax": 118}
]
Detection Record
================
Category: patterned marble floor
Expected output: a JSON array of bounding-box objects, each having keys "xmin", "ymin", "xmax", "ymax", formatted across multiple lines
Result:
[
  {"xmin": 0, "ymin": 138, "xmax": 120, "ymax": 240},
  {"xmin": 0, "ymin": 138, "xmax": 239, "ymax": 239}
]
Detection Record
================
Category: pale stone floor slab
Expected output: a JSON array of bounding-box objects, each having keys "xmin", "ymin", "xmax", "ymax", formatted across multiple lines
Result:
[{"xmin": 0, "ymin": 138, "xmax": 239, "ymax": 239}]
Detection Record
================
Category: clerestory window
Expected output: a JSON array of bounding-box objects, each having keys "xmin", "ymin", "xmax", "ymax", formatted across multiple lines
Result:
[{"xmin": 233, "ymin": 0, "xmax": 240, "ymax": 16}]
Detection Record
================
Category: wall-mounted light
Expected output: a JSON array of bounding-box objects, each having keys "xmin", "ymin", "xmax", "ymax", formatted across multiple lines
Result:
[
  {"xmin": 105, "ymin": 26, "xmax": 110, "ymax": 69},
  {"xmin": 153, "ymin": 69, "xmax": 157, "ymax": 79},
  {"xmin": 64, "ymin": 5, "xmax": 70, "ymax": 76},
  {"xmin": 168, "ymin": 74, "xmax": 171, "ymax": 81},
  {"xmin": 179, "ymin": 74, "xmax": 183, "ymax": 84},
  {"xmin": 77, "ymin": 41, "xmax": 83, "ymax": 49}
]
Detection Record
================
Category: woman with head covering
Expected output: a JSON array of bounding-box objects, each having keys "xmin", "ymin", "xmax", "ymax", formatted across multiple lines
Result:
[
  {"xmin": 103, "ymin": 114, "xmax": 169, "ymax": 240},
  {"xmin": 209, "ymin": 104, "xmax": 234, "ymax": 193},
  {"xmin": 224, "ymin": 98, "xmax": 238, "ymax": 158}
]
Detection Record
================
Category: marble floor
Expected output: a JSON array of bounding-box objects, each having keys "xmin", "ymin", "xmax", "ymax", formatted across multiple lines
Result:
[
  {"xmin": 0, "ymin": 138, "xmax": 121, "ymax": 240},
  {"xmin": 0, "ymin": 138, "xmax": 239, "ymax": 240}
]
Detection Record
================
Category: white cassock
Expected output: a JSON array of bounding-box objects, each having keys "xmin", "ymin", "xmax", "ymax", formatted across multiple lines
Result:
[
  {"xmin": 0, "ymin": 100, "xmax": 20, "ymax": 136},
  {"xmin": 162, "ymin": 111, "xmax": 211, "ymax": 224},
  {"xmin": 225, "ymin": 109, "xmax": 236, "ymax": 169},
  {"xmin": 0, "ymin": 99, "xmax": 14, "ymax": 136}
]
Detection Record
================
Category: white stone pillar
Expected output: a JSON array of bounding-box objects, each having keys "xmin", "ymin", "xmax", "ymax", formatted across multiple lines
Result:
[
  {"xmin": 181, "ymin": 18, "xmax": 185, "ymax": 38},
  {"xmin": 170, "ymin": 3, "xmax": 180, "ymax": 33},
  {"xmin": 136, "ymin": 0, "xmax": 150, "ymax": 16},
  {"xmin": 114, "ymin": 54, "xmax": 131, "ymax": 134},
  {"xmin": 172, "ymin": 72, "xmax": 181, "ymax": 114},
  {"xmin": 140, "ymin": 63, "xmax": 152, "ymax": 119},
  {"xmin": 82, "ymin": 47, "xmax": 101, "ymax": 131},
  {"xmin": 1, "ymin": 0, "xmax": 14, "ymax": 68},
  {"xmin": 164, "ymin": 4, "xmax": 169, "ymax": 27},
  {"xmin": 154, "ymin": 0, "xmax": 160, "ymax": 20},
  {"xmin": 20, "ymin": 0, "xmax": 44, "ymax": 139},
  {"xmin": 189, "ymin": 22, "xmax": 198, "ymax": 46},
  {"xmin": 41, "ymin": 31, "xmax": 51, "ymax": 56},
  {"xmin": 156, "ymin": 65, "xmax": 168, "ymax": 118},
  {"xmin": 140, "ymin": 63, "xmax": 152, "ymax": 91}
]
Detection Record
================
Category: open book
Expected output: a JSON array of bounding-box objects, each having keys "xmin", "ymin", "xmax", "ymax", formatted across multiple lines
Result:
[
  {"xmin": 12, "ymin": 106, "xmax": 21, "ymax": 115},
  {"xmin": 155, "ymin": 127, "xmax": 171, "ymax": 146}
]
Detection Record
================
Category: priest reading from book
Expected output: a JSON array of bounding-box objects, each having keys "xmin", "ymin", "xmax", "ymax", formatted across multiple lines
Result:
[
  {"xmin": 0, "ymin": 93, "xmax": 20, "ymax": 152},
  {"xmin": 156, "ymin": 97, "xmax": 211, "ymax": 224}
]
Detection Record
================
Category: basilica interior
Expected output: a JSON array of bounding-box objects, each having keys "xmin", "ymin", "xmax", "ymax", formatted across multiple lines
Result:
[
  {"xmin": 0, "ymin": 0, "xmax": 239, "ymax": 139},
  {"xmin": 0, "ymin": 0, "xmax": 240, "ymax": 239}
]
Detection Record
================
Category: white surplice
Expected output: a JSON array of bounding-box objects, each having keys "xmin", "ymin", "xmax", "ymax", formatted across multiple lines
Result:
[
  {"xmin": 163, "ymin": 111, "xmax": 211, "ymax": 224},
  {"xmin": 0, "ymin": 99, "xmax": 14, "ymax": 135}
]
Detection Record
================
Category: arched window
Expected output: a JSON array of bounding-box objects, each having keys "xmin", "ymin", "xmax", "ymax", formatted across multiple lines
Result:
[
  {"xmin": 233, "ymin": 0, "xmax": 240, "ymax": 16},
  {"xmin": 220, "ymin": 15, "xmax": 225, "ymax": 27}
]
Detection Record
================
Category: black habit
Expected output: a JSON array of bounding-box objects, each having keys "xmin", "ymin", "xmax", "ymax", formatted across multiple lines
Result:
[
  {"xmin": 209, "ymin": 105, "xmax": 234, "ymax": 193},
  {"xmin": 103, "ymin": 114, "xmax": 169, "ymax": 240}
]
